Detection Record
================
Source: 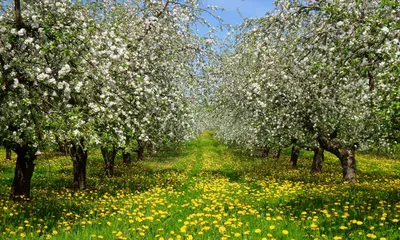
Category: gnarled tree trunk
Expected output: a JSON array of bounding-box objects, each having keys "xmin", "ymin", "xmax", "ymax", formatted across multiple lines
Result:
[
  {"xmin": 6, "ymin": 147, "xmax": 12, "ymax": 160},
  {"xmin": 261, "ymin": 146, "xmax": 270, "ymax": 158},
  {"xmin": 137, "ymin": 140, "xmax": 144, "ymax": 161},
  {"xmin": 12, "ymin": 145, "xmax": 36, "ymax": 200},
  {"xmin": 317, "ymin": 136, "xmax": 356, "ymax": 183},
  {"xmin": 290, "ymin": 145, "xmax": 300, "ymax": 168},
  {"xmin": 339, "ymin": 148, "xmax": 356, "ymax": 182},
  {"xmin": 274, "ymin": 148, "xmax": 281, "ymax": 159},
  {"xmin": 310, "ymin": 147, "xmax": 324, "ymax": 175},
  {"xmin": 147, "ymin": 142, "xmax": 153, "ymax": 157},
  {"xmin": 101, "ymin": 146, "xmax": 117, "ymax": 177},
  {"xmin": 122, "ymin": 152, "xmax": 131, "ymax": 164},
  {"xmin": 69, "ymin": 139, "xmax": 88, "ymax": 189}
]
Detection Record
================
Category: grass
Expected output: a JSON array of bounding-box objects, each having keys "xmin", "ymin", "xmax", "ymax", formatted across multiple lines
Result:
[{"xmin": 0, "ymin": 131, "xmax": 399, "ymax": 239}]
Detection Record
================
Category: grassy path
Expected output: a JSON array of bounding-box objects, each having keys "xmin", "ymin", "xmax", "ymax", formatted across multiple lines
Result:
[{"xmin": 0, "ymin": 132, "xmax": 399, "ymax": 239}]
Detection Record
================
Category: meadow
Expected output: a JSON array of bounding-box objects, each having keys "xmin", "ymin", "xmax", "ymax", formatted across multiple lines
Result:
[{"xmin": 0, "ymin": 132, "xmax": 399, "ymax": 240}]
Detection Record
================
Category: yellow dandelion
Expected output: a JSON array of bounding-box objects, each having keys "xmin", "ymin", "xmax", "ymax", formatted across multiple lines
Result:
[
  {"xmin": 255, "ymin": 229, "xmax": 261, "ymax": 233},
  {"xmin": 282, "ymin": 230, "xmax": 289, "ymax": 235},
  {"xmin": 218, "ymin": 226, "xmax": 226, "ymax": 233},
  {"xmin": 367, "ymin": 233, "xmax": 377, "ymax": 239},
  {"xmin": 269, "ymin": 225, "xmax": 275, "ymax": 230}
]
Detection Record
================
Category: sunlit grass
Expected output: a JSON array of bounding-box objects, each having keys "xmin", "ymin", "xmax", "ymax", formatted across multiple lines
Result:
[{"xmin": 0, "ymin": 131, "xmax": 399, "ymax": 239}]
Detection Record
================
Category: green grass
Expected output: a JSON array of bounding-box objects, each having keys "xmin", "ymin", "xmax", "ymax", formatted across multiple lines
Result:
[{"xmin": 0, "ymin": 131, "xmax": 399, "ymax": 239}]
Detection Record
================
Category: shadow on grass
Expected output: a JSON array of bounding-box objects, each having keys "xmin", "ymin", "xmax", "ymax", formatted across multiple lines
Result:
[{"xmin": 0, "ymin": 192, "xmax": 96, "ymax": 235}]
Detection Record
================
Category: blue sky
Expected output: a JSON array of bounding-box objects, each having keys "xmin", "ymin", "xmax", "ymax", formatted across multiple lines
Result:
[
  {"xmin": 203, "ymin": 0, "xmax": 275, "ymax": 25},
  {"xmin": 199, "ymin": 0, "xmax": 275, "ymax": 39}
]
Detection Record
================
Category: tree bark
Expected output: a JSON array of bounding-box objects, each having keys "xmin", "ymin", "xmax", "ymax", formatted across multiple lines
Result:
[
  {"xmin": 69, "ymin": 139, "xmax": 88, "ymax": 189},
  {"xmin": 290, "ymin": 145, "xmax": 300, "ymax": 168},
  {"xmin": 14, "ymin": 0, "xmax": 23, "ymax": 29},
  {"xmin": 147, "ymin": 142, "xmax": 153, "ymax": 157},
  {"xmin": 11, "ymin": 145, "xmax": 36, "ymax": 200},
  {"xmin": 6, "ymin": 147, "xmax": 12, "ymax": 160},
  {"xmin": 101, "ymin": 146, "xmax": 117, "ymax": 177},
  {"xmin": 122, "ymin": 152, "xmax": 131, "ymax": 164},
  {"xmin": 317, "ymin": 136, "xmax": 356, "ymax": 183},
  {"xmin": 310, "ymin": 147, "xmax": 324, "ymax": 175},
  {"xmin": 339, "ymin": 148, "xmax": 356, "ymax": 182},
  {"xmin": 137, "ymin": 140, "xmax": 144, "ymax": 161},
  {"xmin": 261, "ymin": 146, "xmax": 270, "ymax": 158},
  {"xmin": 275, "ymin": 148, "xmax": 281, "ymax": 159}
]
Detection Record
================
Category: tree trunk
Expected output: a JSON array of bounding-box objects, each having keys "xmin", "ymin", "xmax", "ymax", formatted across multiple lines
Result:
[
  {"xmin": 275, "ymin": 148, "xmax": 281, "ymax": 159},
  {"xmin": 261, "ymin": 146, "xmax": 270, "ymax": 158},
  {"xmin": 290, "ymin": 145, "xmax": 300, "ymax": 168},
  {"xmin": 122, "ymin": 152, "xmax": 131, "ymax": 164},
  {"xmin": 310, "ymin": 147, "xmax": 324, "ymax": 175},
  {"xmin": 14, "ymin": 0, "xmax": 23, "ymax": 29},
  {"xmin": 101, "ymin": 146, "xmax": 117, "ymax": 177},
  {"xmin": 317, "ymin": 136, "xmax": 356, "ymax": 183},
  {"xmin": 69, "ymin": 140, "xmax": 88, "ymax": 189},
  {"xmin": 6, "ymin": 147, "xmax": 12, "ymax": 160},
  {"xmin": 137, "ymin": 140, "xmax": 144, "ymax": 161},
  {"xmin": 147, "ymin": 142, "xmax": 153, "ymax": 157},
  {"xmin": 11, "ymin": 145, "xmax": 36, "ymax": 200},
  {"xmin": 339, "ymin": 148, "xmax": 356, "ymax": 182},
  {"xmin": 57, "ymin": 142, "xmax": 68, "ymax": 155}
]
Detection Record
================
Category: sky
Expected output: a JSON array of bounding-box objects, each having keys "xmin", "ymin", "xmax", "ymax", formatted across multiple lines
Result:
[
  {"xmin": 199, "ymin": 0, "xmax": 276, "ymax": 39},
  {"xmin": 203, "ymin": 0, "xmax": 275, "ymax": 25}
]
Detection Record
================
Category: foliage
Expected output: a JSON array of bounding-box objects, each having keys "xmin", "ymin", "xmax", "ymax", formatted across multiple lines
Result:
[
  {"xmin": 0, "ymin": 0, "xmax": 219, "ymax": 153},
  {"xmin": 213, "ymin": 0, "xmax": 400, "ymax": 152}
]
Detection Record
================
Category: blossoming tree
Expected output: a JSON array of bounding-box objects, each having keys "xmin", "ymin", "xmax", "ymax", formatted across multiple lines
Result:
[
  {"xmin": 0, "ymin": 0, "xmax": 217, "ymax": 198},
  {"xmin": 214, "ymin": 0, "xmax": 400, "ymax": 182}
]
